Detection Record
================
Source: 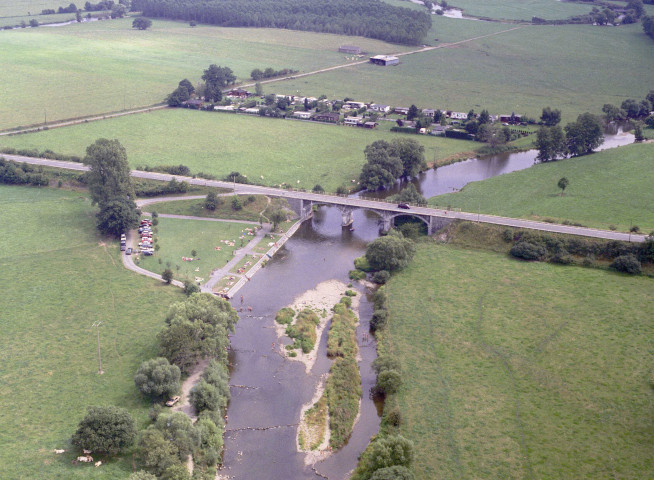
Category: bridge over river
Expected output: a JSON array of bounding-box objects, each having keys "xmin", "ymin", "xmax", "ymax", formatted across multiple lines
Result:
[{"xmin": 5, "ymin": 154, "xmax": 649, "ymax": 243}]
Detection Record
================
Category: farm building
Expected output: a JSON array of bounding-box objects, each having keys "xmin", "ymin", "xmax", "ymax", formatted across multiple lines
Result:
[
  {"xmin": 344, "ymin": 101, "xmax": 365, "ymax": 110},
  {"xmin": 339, "ymin": 45, "xmax": 362, "ymax": 54},
  {"xmin": 228, "ymin": 88, "xmax": 251, "ymax": 98},
  {"xmin": 370, "ymin": 55, "xmax": 399, "ymax": 66},
  {"xmin": 394, "ymin": 107, "xmax": 409, "ymax": 115},
  {"xmin": 364, "ymin": 122, "xmax": 378, "ymax": 129},
  {"xmin": 312, "ymin": 112, "xmax": 340, "ymax": 123}
]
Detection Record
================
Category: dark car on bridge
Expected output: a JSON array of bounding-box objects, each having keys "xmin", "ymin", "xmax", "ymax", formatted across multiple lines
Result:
[{"xmin": 397, "ymin": 203, "xmax": 410, "ymax": 209}]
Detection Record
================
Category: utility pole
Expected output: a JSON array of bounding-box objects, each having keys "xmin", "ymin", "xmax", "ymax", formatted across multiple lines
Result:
[
  {"xmin": 44, "ymin": 109, "xmax": 46, "ymax": 125},
  {"xmin": 92, "ymin": 321, "xmax": 104, "ymax": 374}
]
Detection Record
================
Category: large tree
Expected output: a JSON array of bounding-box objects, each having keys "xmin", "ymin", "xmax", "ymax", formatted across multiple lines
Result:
[
  {"xmin": 540, "ymin": 106, "xmax": 561, "ymax": 126},
  {"xmin": 535, "ymin": 125, "xmax": 567, "ymax": 163},
  {"xmin": 132, "ymin": 17, "xmax": 152, "ymax": 30},
  {"xmin": 96, "ymin": 195, "xmax": 140, "ymax": 236},
  {"xmin": 365, "ymin": 231, "xmax": 415, "ymax": 272},
  {"xmin": 134, "ymin": 357, "xmax": 181, "ymax": 401},
  {"xmin": 565, "ymin": 113, "xmax": 604, "ymax": 156},
  {"xmin": 202, "ymin": 64, "xmax": 236, "ymax": 103},
  {"xmin": 351, "ymin": 435, "xmax": 415, "ymax": 480},
  {"xmin": 359, "ymin": 141, "xmax": 403, "ymax": 190},
  {"xmin": 159, "ymin": 293, "xmax": 238, "ymax": 373},
  {"xmin": 84, "ymin": 138, "xmax": 135, "ymax": 206},
  {"xmin": 392, "ymin": 138, "xmax": 426, "ymax": 178},
  {"xmin": 71, "ymin": 405, "xmax": 136, "ymax": 455}
]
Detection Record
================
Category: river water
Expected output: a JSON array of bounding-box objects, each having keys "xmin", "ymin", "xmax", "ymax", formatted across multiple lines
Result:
[{"xmin": 221, "ymin": 131, "xmax": 634, "ymax": 479}]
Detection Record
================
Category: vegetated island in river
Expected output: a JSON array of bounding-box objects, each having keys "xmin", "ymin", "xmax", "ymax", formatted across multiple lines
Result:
[{"xmin": 273, "ymin": 280, "xmax": 364, "ymax": 465}]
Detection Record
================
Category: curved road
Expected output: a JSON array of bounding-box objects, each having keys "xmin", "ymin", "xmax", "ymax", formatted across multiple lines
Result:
[{"xmin": 5, "ymin": 154, "xmax": 648, "ymax": 243}]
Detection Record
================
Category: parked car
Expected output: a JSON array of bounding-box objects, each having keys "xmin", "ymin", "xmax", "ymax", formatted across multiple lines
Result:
[
  {"xmin": 120, "ymin": 244, "xmax": 126, "ymax": 251},
  {"xmin": 165, "ymin": 395, "xmax": 181, "ymax": 407},
  {"xmin": 126, "ymin": 248, "xmax": 132, "ymax": 255}
]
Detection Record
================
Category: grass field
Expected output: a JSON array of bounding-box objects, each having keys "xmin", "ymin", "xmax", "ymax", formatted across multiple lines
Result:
[
  {"xmin": 446, "ymin": 0, "xmax": 593, "ymax": 20},
  {"xmin": 0, "ymin": 18, "xmax": 410, "ymax": 130},
  {"xmin": 0, "ymin": 185, "xmax": 183, "ymax": 479},
  {"xmin": 385, "ymin": 242, "xmax": 654, "ymax": 479},
  {"xmin": 431, "ymin": 142, "xmax": 654, "ymax": 232},
  {"xmin": 0, "ymin": 108, "xmax": 477, "ymax": 191},
  {"xmin": 276, "ymin": 22, "xmax": 654, "ymax": 123},
  {"xmin": 137, "ymin": 216, "xmax": 257, "ymax": 281},
  {"xmin": 149, "ymin": 195, "xmax": 269, "ymax": 222},
  {"xmin": 0, "ymin": 12, "xmax": 75, "ymax": 27},
  {"xmin": 0, "ymin": 0, "xmax": 72, "ymax": 17}
]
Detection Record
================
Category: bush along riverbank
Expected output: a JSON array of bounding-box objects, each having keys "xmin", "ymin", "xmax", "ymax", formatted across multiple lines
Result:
[{"xmin": 351, "ymin": 286, "xmax": 415, "ymax": 480}]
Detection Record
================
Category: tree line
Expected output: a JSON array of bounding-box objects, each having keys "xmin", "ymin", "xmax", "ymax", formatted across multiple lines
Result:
[{"xmin": 132, "ymin": 0, "xmax": 432, "ymax": 45}]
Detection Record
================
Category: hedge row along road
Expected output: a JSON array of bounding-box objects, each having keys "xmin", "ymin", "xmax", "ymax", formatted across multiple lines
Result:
[{"xmin": 5, "ymin": 154, "xmax": 648, "ymax": 244}]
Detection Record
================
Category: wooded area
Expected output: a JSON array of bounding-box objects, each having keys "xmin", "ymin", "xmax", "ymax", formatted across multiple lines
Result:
[{"xmin": 133, "ymin": 0, "xmax": 431, "ymax": 45}]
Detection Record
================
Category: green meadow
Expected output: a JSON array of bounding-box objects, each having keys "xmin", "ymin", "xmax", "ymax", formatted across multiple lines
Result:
[
  {"xmin": 137, "ymin": 216, "xmax": 257, "ymax": 281},
  {"xmin": 0, "ymin": 18, "xmax": 410, "ymax": 130},
  {"xmin": 0, "ymin": 108, "xmax": 476, "ymax": 191},
  {"xmin": 431, "ymin": 142, "xmax": 654, "ymax": 232},
  {"xmin": 0, "ymin": 185, "xmax": 183, "ymax": 479},
  {"xmin": 445, "ymin": 0, "xmax": 593, "ymax": 20},
  {"xmin": 0, "ymin": 0, "xmax": 71, "ymax": 17},
  {"xmin": 385, "ymin": 242, "xmax": 654, "ymax": 479},
  {"xmin": 277, "ymin": 21, "xmax": 654, "ymax": 122},
  {"xmin": 148, "ymin": 195, "xmax": 269, "ymax": 222}
]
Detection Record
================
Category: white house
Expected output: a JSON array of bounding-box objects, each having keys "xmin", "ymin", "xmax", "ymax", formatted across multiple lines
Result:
[
  {"xmin": 369, "ymin": 104, "xmax": 392, "ymax": 114},
  {"xmin": 293, "ymin": 111, "xmax": 313, "ymax": 120},
  {"xmin": 344, "ymin": 116, "xmax": 363, "ymax": 126}
]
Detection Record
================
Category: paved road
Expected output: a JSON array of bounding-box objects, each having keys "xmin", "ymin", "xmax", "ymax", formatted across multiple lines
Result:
[{"xmin": 5, "ymin": 154, "xmax": 648, "ymax": 243}]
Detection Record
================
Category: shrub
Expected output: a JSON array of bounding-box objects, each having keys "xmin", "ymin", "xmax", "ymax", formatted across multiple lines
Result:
[
  {"xmin": 370, "ymin": 466, "xmax": 415, "ymax": 480},
  {"xmin": 351, "ymin": 435, "xmax": 414, "ymax": 480},
  {"xmin": 275, "ymin": 307, "xmax": 295, "ymax": 325},
  {"xmin": 371, "ymin": 270, "xmax": 390, "ymax": 284},
  {"xmin": 134, "ymin": 357, "xmax": 181, "ymax": 401},
  {"xmin": 510, "ymin": 241, "xmax": 546, "ymax": 261},
  {"xmin": 385, "ymin": 407, "xmax": 403, "ymax": 428},
  {"xmin": 231, "ymin": 196, "xmax": 242, "ymax": 211},
  {"xmin": 161, "ymin": 463, "xmax": 191, "ymax": 480},
  {"xmin": 354, "ymin": 256, "xmax": 373, "ymax": 272},
  {"xmin": 610, "ymin": 254, "xmax": 641, "ymax": 274},
  {"xmin": 162, "ymin": 268, "xmax": 174, "ymax": 284},
  {"xmin": 345, "ymin": 289, "xmax": 357, "ymax": 297},
  {"xmin": 340, "ymin": 296, "xmax": 352, "ymax": 307},
  {"xmin": 183, "ymin": 278, "xmax": 200, "ymax": 296},
  {"xmin": 72, "ymin": 406, "xmax": 136, "ymax": 455},
  {"xmin": 549, "ymin": 250, "xmax": 573, "ymax": 265},
  {"xmin": 375, "ymin": 369, "xmax": 402, "ymax": 396},
  {"xmin": 349, "ymin": 269, "xmax": 367, "ymax": 280},
  {"xmin": 365, "ymin": 232, "xmax": 416, "ymax": 272},
  {"xmin": 370, "ymin": 309, "xmax": 388, "ymax": 331},
  {"xmin": 190, "ymin": 380, "xmax": 225, "ymax": 413}
]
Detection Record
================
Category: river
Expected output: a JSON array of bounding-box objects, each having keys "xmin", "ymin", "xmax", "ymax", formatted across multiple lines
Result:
[{"xmin": 220, "ymin": 130, "xmax": 634, "ymax": 479}]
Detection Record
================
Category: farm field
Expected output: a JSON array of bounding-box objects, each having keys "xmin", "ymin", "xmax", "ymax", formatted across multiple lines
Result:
[
  {"xmin": 431, "ymin": 142, "xmax": 654, "ymax": 233},
  {"xmin": 0, "ymin": 18, "xmax": 410, "ymax": 130},
  {"xmin": 0, "ymin": 185, "xmax": 183, "ymax": 479},
  {"xmin": 384, "ymin": 242, "xmax": 654, "ymax": 479},
  {"xmin": 0, "ymin": 108, "xmax": 477, "ymax": 191},
  {"xmin": 445, "ymin": 0, "xmax": 593, "ymax": 20},
  {"xmin": 0, "ymin": 11, "xmax": 76, "ymax": 27},
  {"xmin": 277, "ymin": 22, "xmax": 654, "ymax": 123},
  {"xmin": 137, "ymin": 216, "xmax": 257, "ymax": 282}
]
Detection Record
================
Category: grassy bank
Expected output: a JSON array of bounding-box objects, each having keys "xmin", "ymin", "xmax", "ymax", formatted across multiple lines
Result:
[
  {"xmin": 0, "ymin": 108, "xmax": 475, "ymax": 191},
  {"xmin": 445, "ymin": 0, "xmax": 593, "ymax": 20},
  {"xmin": 383, "ymin": 242, "xmax": 653, "ymax": 479},
  {"xmin": 431, "ymin": 142, "xmax": 654, "ymax": 232},
  {"xmin": 0, "ymin": 185, "xmax": 182, "ymax": 479}
]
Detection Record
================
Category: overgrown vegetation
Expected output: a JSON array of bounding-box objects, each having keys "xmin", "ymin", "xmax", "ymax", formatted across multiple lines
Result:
[
  {"xmin": 285, "ymin": 308, "xmax": 320, "ymax": 353},
  {"xmin": 324, "ymin": 299, "xmax": 361, "ymax": 449}
]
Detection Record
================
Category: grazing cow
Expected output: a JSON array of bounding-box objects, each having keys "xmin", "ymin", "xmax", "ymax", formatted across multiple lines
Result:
[
  {"xmin": 53, "ymin": 449, "xmax": 66, "ymax": 454},
  {"xmin": 76, "ymin": 455, "xmax": 93, "ymax": 463},
  {"xmin": 83, "ymin": 449, "xmax": 92, "ymax": 454},
  {"xmin": 94, "ymin": 461, "xmax": 102, "ymax": 467}
]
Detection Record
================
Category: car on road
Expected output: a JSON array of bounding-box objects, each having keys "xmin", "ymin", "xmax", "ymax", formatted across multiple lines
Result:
[
  {"xmin": 165, "ymin": 395, "xmax": 181, "ymax": 407},
  {"xmin": 120, "ymin": 244, "xmax": 126, "ymax": 251},
  {"xmin": 397, "ymin": 203, "xmax": 410, "ymax": 209},
  {"xmin": 126, "ymin": 248, "xmax": 132, "ymax": 255}
]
